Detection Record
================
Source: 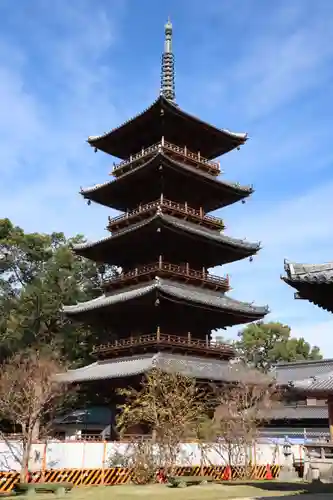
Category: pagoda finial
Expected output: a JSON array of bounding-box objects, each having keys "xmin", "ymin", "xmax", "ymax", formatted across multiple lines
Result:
[{"xmin": 160, "ymin": 18, "xmax": 175, "ymax": 101}]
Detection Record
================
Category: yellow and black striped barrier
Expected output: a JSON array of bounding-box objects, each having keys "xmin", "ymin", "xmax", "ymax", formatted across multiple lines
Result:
[
  {"xmin": 0, "ymin": 465, "xmax": 281, "ymax": 493},
  {"xmin": 169, "ymin": 465, "xmax": 280, "ymax": 480},
  {"xmin": 0, "ymin": 472, "xmax": 20, "ymax": 493}
]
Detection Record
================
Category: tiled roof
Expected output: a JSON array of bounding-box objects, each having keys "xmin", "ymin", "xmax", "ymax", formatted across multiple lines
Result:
[
  {"xmin": 87, "ymin": 96, "xmax": 161, "ymax": 144},
  {"xmin": 80, "ymin": 152, "xmax": 253, "ymax": 198},
  {"xmin": 56, "ymin": 355, "xmax": 155, "ymax": 383},
  {"xmin": 73, "ymin": 213, "xmax": 260, "ymax": 254},
  {"xmin": 63, "ymin": 277, "xmax": 269, "ymax": 317},
  {"xmin": 292, "ymin": 371, "xmax": 333, "ymax": 392},
  {"xmin": 63, "ymin": 281, "xmax": 156, "ymax": 314},
  {"xmin": 87, "ymin": 96, "xmax": 247, "ymax": 147},
  {"xmin": 283, "ymin": 260, "xmax": 333, "ymax": 284},
  {"xmin": 282, "ymin": 260, "xmax": 333, "ymax": 312},
  {"xmin": 265, "ymin": 404, "xmax": 328, "ymax": 420},
  {"xmin": 56, "ymin": 352, "xmax": 270, "ymax": 384},
  {"xmin": 273, "ymin": 358, "xmax": 333, "ymax": 394},
  {"xmin": 274, "ymin": 359, "xmax": 333, "ymax": 385}
]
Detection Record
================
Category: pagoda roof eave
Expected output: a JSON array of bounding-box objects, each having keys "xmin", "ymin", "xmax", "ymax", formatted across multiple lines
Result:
[
  {"xmin": 87, "ymin": 96, "xmax": 247, "ymax": 159},
  {"xmin": 81, "ymin": 153, "xmax": 253, "ymax": 197},
  {"xmin": 63, "ymin": 277, "xmax": 269, "ymax": 318},
  {"xmin": 55, "ymin": 352, "xmax": 269, "ymax": 384},
  {"xmin": 73, "ymin": 213, "xmax": 260, "ymax": 260},
  {"xmin": 80, "ymin": 152, "xmax": 253, "ymax": 211}
]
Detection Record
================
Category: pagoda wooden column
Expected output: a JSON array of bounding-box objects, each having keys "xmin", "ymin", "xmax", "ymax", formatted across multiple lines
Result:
[{"xmin": 328, "ymin": 397, "xmax": 333, "ymax": 441}]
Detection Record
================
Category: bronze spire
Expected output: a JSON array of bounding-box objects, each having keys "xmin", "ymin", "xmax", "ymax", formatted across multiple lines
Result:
[{"xmin": 160, "ymin": 18, "xmax": 175, "ymax": 101}]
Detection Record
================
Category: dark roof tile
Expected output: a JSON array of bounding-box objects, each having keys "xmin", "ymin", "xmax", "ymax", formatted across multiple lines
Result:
[
  {"xmin": 274, "ymin": 359, "xmax": 333, "ymax": 385},
  {"xmin": 283, "ymin": 260, "xmax": 333, "ymax": 284},
  {"xmin": 73, "ymin": 213, "xmax": 260, "ymax": 255},
  {"xmin": 56, "ymin": 352, "xmax": 268, "ymax": 384},
  {"xmin": 80, "ymin": 151, "xmax": 253, "ymax": 200},
  {"xmin": 63, "ymin": 277, "xmax": 269, "ymax": 317}
]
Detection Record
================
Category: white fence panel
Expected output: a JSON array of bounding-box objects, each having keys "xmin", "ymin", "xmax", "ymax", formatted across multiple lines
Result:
[
  {"xmin": 0, "ymin": 441, "xmax": 21, "ymax": 471},
  {"xmin": 0, "ymin": 440, "xmax": 308, "ymax": 470}
]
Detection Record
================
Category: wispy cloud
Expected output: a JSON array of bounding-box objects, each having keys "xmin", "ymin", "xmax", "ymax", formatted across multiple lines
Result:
[
  {"xmin": 184, "ymin": 0, "xmax": 333, "ymax": 123},
  {"xmin": 230, "ymin": 13, "xmax": 333, "ymax": 121},
  {"xmin": 0, "ymin": 64, "xmax": 44, "ymax": 173}
]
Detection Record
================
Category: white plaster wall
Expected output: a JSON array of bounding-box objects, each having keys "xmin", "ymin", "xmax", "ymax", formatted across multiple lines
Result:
[
  {"xmin": 0, "ymin": 440, "xmax": 21, "ymax": 471},
  {"xmin": 0, "ymin": 440, "xmax": 307, "ymax": 471}
]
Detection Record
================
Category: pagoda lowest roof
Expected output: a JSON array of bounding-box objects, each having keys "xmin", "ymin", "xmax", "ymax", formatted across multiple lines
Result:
[
  {"xmin": 87, "ymin": 95, "xmax": 247, "ymax": 160},
  {"xmin": 282, "ymin": 259, "xmax": 333, "ymax": 312},
  {"xmin": 56, "ymin": 354, "xmax": 333, "ymax": 400},
  {"xmin": 56, "ymin": 352, "xmax": 270, "ymax": 384}
]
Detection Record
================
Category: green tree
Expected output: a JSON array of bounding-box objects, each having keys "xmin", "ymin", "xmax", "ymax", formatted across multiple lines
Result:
[
  {"xmin": 0, "ymin": 218, "xmax": 117, "ymax": 365},
  {"xmin": 235, "ymin": 321, "xmax": 322, "ymax": 372}
]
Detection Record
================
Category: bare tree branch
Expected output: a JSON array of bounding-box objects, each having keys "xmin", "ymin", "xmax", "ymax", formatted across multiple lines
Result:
[
  {"xmin": 202, "ymin": 367, "xmax": 278, "ymax": 477},
  {"xmin": 0, "ymin": 351, "xmax": 73, "ymax": 482}
]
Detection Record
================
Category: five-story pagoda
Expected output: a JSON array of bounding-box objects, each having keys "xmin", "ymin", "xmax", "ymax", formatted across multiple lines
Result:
[{"xmin": 62, "ymin": 21, "xmax": 268, "ymax": 387}]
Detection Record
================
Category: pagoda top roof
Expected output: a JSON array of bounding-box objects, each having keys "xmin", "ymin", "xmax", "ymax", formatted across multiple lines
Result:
[
  {"xmin": 63, "ymin": 277, "xmax": 269, "ymax": 318},
  {"xmin": 56, "ymin": 351, "xmax": 269, "ymax": 384},
  {"xmin": 87, "ymin": 95, "xmax": 247, "ymax": 160},
  {"xmin": 80, "ymin": 152, "xmax": 253, "ymax": 212},
  {"xmin": 283, "ymin": 260, "xmax": 333, "ymax": 284}
]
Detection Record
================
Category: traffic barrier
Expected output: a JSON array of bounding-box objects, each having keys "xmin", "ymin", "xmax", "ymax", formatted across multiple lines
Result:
[
  {"xmin": 223, "ymin": 465, "xmax": 231, "ymax": 480},
  {"xmin": 265, "ymin": 464, "xmax": 273, "ymax": 480},
  {"xmin": 0, "ymin": 465, "xmax": 281, "ymax": 492},
  {"xmin": 0, "ymin": 472, "xmax": 20, "ymax": 493}
]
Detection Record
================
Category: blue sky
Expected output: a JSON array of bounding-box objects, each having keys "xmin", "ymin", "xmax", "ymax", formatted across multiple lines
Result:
[{"xmin": 1, "ymin": 0, "xmax": 333, "ymax": 354}]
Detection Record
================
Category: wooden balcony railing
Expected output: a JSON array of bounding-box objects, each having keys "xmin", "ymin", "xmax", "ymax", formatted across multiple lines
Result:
[
  {"xmin": 107, "ymin": 196, "xmax": 224, "ymax": 232},
  {"xmin": 111, "ymin": 137, "xmax": 221, "ymax": 178},
  {"xmin": 93, "ymin": 332, "xmax": 235, "ymax": 358},
  {"xmin": 103, "ymin": 258, "xmax": 230, "ymax": 292}
]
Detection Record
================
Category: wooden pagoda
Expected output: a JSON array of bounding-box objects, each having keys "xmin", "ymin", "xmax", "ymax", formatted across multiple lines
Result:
[{"xmin": 61, "ymin": 20, "xmax": 268, "ymax": 389}]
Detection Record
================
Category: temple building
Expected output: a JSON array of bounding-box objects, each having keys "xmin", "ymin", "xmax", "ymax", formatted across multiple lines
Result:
[
  {"xmin": 59, "ymin": 21, "xmax": 268, "ymax": 430},
  {"xmin": 282, "ymin": 261, "xmax": 333, "ymax": 440},
  {"xmin": 270, "ymin": 359, "xmax": 333, "ymax": 441},
  {"xmin": 56, "ymin": 360, "xmax": 332, "ymax": 441},
  {"xmin": 282, "ymin": 260, "xmax": 333, "ymax": 313}
]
